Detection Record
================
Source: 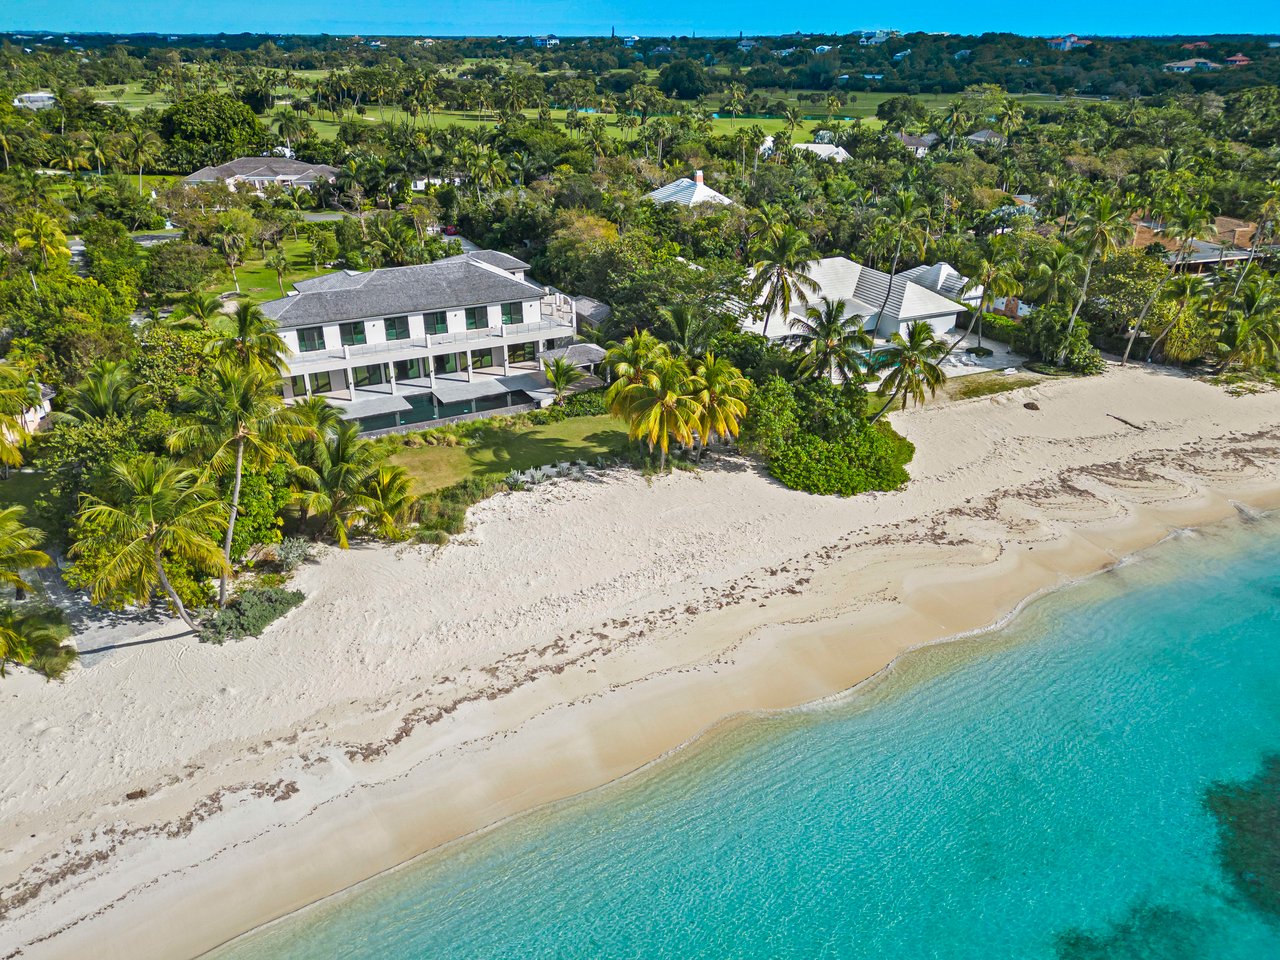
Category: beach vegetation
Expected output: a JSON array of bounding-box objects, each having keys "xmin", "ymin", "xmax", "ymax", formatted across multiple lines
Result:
[{"xmin": 198, "ymin": 586, "xmax": 304, "ymax": 644}]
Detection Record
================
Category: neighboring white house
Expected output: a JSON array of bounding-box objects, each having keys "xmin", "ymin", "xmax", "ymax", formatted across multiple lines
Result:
[
  {"xmin": 533, "ymin": 35, "xmax": 560, "ymax": 47},
  {"xmin": 259, "ymin": 251, "xmax": 583, "ymax": 432},
  {"xmin": 0, "ymin": 379, "xmax": 53, "ymax": 449},
  {"xmin": 792, "ymin": 143, "xmax": 852, "ymax": 163},
  {"xmin": 645, "ymin": 170, "xmax": 734, "ymax": 207},
  {"xmin": 12, "ymin": 91, "xmax": 57, "ymax": 110},
  {"xmin": 622, "ymin": 35, "xmax": 640, "ymax": 47},
  {"xmin": 1162, "ymin": 58, "xmax": 1222, "ymax": 73},
  {"xmin": 745, "ymin": 256, "xmax": 978, "ymax": 341},
  {"xmin": 183, "ymin": 157, "xmax": 339, "ymax": 194}
]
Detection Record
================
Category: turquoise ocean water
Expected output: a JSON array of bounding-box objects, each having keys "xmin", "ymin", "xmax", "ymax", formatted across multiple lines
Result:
[{"xmin": 216, "ymin": 517, "xmax": 1280, "ymax": 960}]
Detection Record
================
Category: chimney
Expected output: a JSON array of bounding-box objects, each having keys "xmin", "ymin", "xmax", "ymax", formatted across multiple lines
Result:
[{"xmin": 694, "ymin": 169, "xmax": 704, "ymax": 185}]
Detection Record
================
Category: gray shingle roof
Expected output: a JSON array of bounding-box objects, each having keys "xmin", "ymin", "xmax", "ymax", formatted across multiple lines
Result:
[
  {"xmin": 260, "ymin": 254, "xmax": 546, "ymax": 329},
  {"xmin": 183, "ymin": 157, "xmax": 339, "ymax": 183},
  {"xmin": 466, "ymin": 249, "xmax": 530, "ymax": 271}
]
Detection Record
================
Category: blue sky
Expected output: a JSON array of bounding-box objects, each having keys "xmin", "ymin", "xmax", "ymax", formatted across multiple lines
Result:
[{"xmin": 4, "ymin": 1, "xmax": 1278, "ymax": 38}]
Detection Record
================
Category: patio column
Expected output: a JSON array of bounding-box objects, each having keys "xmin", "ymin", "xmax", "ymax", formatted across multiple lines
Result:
[
  {"xmin": 344, "ymin": 366, "xmax": 355, "ymax": 400},
  {"xmin": 502, "ymin": 343, "xmax": 510, "ymax": 375},
  {"xmin": 428, "ymin": 359, "xmax": 436, "ymax": 389},
  {"xmin": 466, "ymin": 350, "xmax": 473, "ymax": 382},
  {"xmin": 387, "ymin": 362, "xmax": 396, "ymax": 395}
]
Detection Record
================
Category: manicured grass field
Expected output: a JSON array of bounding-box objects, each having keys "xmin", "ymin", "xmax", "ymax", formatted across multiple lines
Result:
[
  {"xmin": 207, "ymin": 237, "xmax": 335, "ymax": 302},
  {"xmin": 389, "ymin": 414, "xmax": 630, "ymax": 493}
]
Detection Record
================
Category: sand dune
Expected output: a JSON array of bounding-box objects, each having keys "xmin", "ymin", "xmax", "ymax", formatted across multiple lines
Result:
[{"xmin": 2, "ymin": 363, "xmax": 1279, "ymax": 960}]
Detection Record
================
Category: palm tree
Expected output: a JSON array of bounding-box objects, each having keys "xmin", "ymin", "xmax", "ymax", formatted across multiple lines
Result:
[
  {"xmin": 964, "ymin": 244, "xmax": 1022, "ymax": 349},
  {"xmin": 0, "ymin": 365, "xmax": 37, "ymax": 470},
  {"xmin": 1217, "ymin": 274, "xmax": 1280, "ymax": 371},
  {"xmin": 0, "ymin": 505, "xmax": 50, "ymax": 599},
  {"xmin": 116, "ymin": 129, "xmax": 163, "ymax": 193},
  {"xmin": 789, "ymin": 297, "xmax": 873, "ymax": 383},
  {"xmin": 170, "ymin": 291, "xmax": 224, "ymax": 329},
  {"xmin": 169, "ymin": 364, "xmax": 311, "ymax": 606},
  {"xmin": 614, "ymin": 357, "xmax": 703, "ymax": 470},
  {"xmin": 542, "ymin": 357, "xmax": 586, "ymax": 405},
  {"xmin": 208, "ymin": 302, "xmax": 288, "ymax": 372},
  {"xmin": 73, "ymin": 456, "xmax": 229, "ymax": 631},
  {"xmin": 870, "ymin": 321, "xmax": 949, "ymax": 422},
  {"xmin": 659, "ymin": 304, "xmax": 720, "ymax": 357},
  {"xmin": 359, "ymin": 466, "xmax": 417, "ymax": 539},
  {"xmin": 1120, "ymin": 200, "xmax": 1213, "ymax": 365},
  {"xmin": 1063, "ymin": 194, "xmax": 1135, "ymax": 363},
  {"xmin": 603, "ymin": 329, "xmax": 670, "ymax": 411},
  {"xmin": 749, "ymin": 225, "xmax": 819, "ymax": 337},
  {"xmin": 213, "ymin": 225, "xmax": 247, "ymax": 294},
  {"xmin": 692, "ymin": 353, "xmax": 750, "ymax": 456},
  {"xmin": 869, "ymin": 189, "xmax": 931, "ymax": 337},
  {"xmin": 14, "ymin": 212, "xmax": 70, "ymax": 268},
  {"xmin": 84, "ymin": 129, "xmax": 115, "ymax": 175},
  {"xmin": 0, "ymin": 605, "xmax": 71, "ymax": 678},
  {"xmin": 58, "ymin": 360, "xmax": 149, "ymax": 423},
  {"xmin": 290, "ymin": 420, "xmax": 384, "ymax": 548},
  {"xmin": 1028, "ymin": 242, "xmax": 1085, "ymax": 306},
  {"xmin": 1144, "ymin": 274, "xmax": 1209, "ymax": 363},
  {"xmin": 266, "ymin": 250, "xmax": 290, "ymax": 296}
]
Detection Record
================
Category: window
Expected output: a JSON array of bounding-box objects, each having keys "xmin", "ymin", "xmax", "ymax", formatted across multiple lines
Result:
[
  {"xmin": 423, "ymin": 311, "xmax": 447, "ymax": 335},
  {"xmin": 433, "ymin": 353, "xmax": 459, "ymax": 375},
  {"xmin": 287, "ymin": 374, "xmax": 308, "ymax": 397},
  {"xmin": 394, "ymin": 358, "xmax": 425, "ymax": 381},
  {"xmin": 340, "ymin": 322, "xmax": 366, "ymax": 346},
  {"xmin": 297, "ymin": 327, "xmax": 326, "ymax": 353},
  {"xmin": 501, "ymin": 302, "xmax": 523, "ymax": 325},
  {"xmin": 309, "ymin": 371, "xmax": 333, "ymax": 393},
  {"xmin": 465, "ymin": 306, "xmax": 488, "ymax": 330},
  {"xmin": 353, "ymin": 364, "xmax": 385, "ymax": 388},
  {"xmin": 472, "ymin": 348, "xmax": 494, "ymax": 369},
  {"xmin": 507, "ymin": 342, "xmax": 535, "ymax": 363},
  {"xmin": 384, "ymin": 316, "xmax": 409, "ymax": 341}
]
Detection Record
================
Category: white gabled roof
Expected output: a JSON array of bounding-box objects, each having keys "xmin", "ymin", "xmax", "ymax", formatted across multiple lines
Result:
[
  {"xmin": 793, "ymin": 143, "xmax": 851, "ymax": 162},
  {"xmin": 646, "ymin": 176, "xmax": 734, "ymax": 207},
  {"xmin": 745, "ymin": 256, "xmax": 971, "ymax": 338}
]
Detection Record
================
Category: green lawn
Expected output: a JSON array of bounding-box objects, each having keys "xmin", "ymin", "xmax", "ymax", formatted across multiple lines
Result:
[
  {"xmin": 208, "ymin": 237, "xmax": 335, "ymax": 302},
  {"xmin": 0, "ymin": 470, "xmax": 53, "ymax": 534},
  {"xmin": 390, "ymin": 414, "xmax": 630, "ymax": 494}
]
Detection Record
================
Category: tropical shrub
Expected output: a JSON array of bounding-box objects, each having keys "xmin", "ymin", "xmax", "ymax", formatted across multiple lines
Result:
[
  {"xmin": 199, "ymin": 587, "xmax": 304, "ymax": 644},
  {"xmin": 767, "ymin": 422, "xmax": 913, "ymax": 497}
]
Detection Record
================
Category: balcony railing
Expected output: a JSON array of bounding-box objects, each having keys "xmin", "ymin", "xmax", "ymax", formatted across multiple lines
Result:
[{"xmin": 288, "ymin": 317, "xmax": 575, "ymax": 366}]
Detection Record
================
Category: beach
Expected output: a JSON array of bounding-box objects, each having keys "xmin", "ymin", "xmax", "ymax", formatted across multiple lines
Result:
[{"xmin": 3, "ymin": 363, "xmax": 1280, "ymax": 960}]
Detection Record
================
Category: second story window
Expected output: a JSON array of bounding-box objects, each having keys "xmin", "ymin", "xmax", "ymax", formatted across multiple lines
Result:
[
  {"xmin": 465, "ymin": 306, "xmax": 488, "ymax": 330},
  {"xmin": 423, "ymin": 311, "xmax": 447, "ymax": 335},
  {"xmin": 384, "ymin": 316, "xmax": 409, "ymax": 341},
  {"xmin": 501, "ymin": 302, "xmax": 523, "ymax": 325},
  {"xmin": 340, "ymin": 322, "xmax": 366, "ymax": 346},
  {"xmin": 297, "ymin": 327, "xmax": 326, "ymax": 352}
]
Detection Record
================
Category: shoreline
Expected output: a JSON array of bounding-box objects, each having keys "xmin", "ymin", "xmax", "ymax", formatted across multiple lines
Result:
[
  {"xmin": 3, "ymin": 366, "xmax": 1280, "ymax": 960},
  {"xmin": 209, "ymin": 500, "xmax": 1280, "ymax": 958}
]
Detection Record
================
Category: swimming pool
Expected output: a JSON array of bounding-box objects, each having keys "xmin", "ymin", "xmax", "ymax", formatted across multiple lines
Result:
[{"xmin": 353, "ymin": 391, "xmax": 535, "ymax": 433}]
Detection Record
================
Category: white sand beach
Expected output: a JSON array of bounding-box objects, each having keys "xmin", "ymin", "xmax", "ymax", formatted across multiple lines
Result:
[{"xmin": 3, "ymin": 363, "xmax": 1280, "ymax": 960}]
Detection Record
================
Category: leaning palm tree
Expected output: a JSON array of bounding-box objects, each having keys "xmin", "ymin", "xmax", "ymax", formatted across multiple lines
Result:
[
  {"xmin": 290, "ymin": 420, "xmax": 384, "ymax": 548},
  {"xmin": 1144, "ymin": 273, "xmax": 1209, "ymax": 363},
  {"xmin": 0, "ymin": 364, "xmax": 37, "ymax": 470},
  {"xmin": 169, "ymin": 364, "xmax": 312, "ymax": 606},
  {"xmin": 789, "ymin": 297, "xmax": 873, "ymax": 383},
  {"xmin": 266, "ymin": 250, "xmax": 290, "ymax": 296},
  {"xmin": 1121, "ymin": 199, "xmax": 1213, "ymax": 365},
  {"xmin": 964, "ymin": 244, "xmax": 1022, "ymax": 349},
  {"xmin": 692, "ymin": 353, "xmax": 751, "ymax": 456},
  {"xmin": 749, "ymin": 225, "xmax": 819, "ymax": 337},
  {"xmin": 615, "ymin": 357, "xmax": 703, "ymax": 470},
  {"xmin": 164, "ymin": 290, "xmax": 224, "ymax": 331},
  {"xmin": 1063, "ymin": 193, "xmax": 1135, "ymax": 363},
  {"xmin": 0, "ymin": 505, "xmax": 50, "ymax": 598},
  {"xmin": 542, "ymin": 357, "xmax": 586, "ymax": 405},
  {"xmin": 208, "ymin": 302, "xmax": 288, "ymax": 372},
  {"xmin": 870, "ymin": 321, "xmax": 949, "ymax": 422},
  {"xmin": 73, "ymin": 456, "xmax": 229, "ymax": 631}
]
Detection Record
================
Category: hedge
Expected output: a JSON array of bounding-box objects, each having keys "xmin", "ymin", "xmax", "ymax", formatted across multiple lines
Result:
[
  {"xmin": 768, "ymin": 421, "xmax": 913, "ymax": 497},
  {"xmin": 963, "ymin": 313, "xmax": 1022, "ymax": 345}
]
